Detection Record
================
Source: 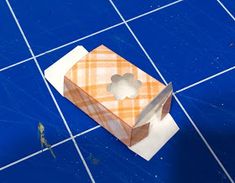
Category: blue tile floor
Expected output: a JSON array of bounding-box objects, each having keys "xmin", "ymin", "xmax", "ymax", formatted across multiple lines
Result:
[
  {"xmin": 0, "ymin": 0, "xmax": 235, "ymax": 182},
  {"xmin": 0, "ymin": 3, "xmax": 31, "ymax": 68},
  {"xmin": 1, "ymin": 141, "xmax": 92, "ymax": 183}
]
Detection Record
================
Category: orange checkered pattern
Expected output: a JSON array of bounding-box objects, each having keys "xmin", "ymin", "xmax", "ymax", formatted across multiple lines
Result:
[
  {"xmin": 65, "ymin": 45, "xmax": 165, "ymax": 128},
  {"xmin": 64, "ymin": 77, "xmax": 133, "ymax": 146}
]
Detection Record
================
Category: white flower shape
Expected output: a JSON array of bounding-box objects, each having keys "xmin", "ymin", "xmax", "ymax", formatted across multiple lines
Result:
[{"xmin": 107, "ymin": 73, "xmax": 142, "ymax": 100}]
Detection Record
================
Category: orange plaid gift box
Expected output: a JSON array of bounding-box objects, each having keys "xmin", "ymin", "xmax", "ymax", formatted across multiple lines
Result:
[{"xmin": 62, "ymin": 45, "xmax": 173, "ymax": 146}]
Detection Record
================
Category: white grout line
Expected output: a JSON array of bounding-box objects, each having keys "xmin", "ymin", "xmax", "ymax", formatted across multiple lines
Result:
[
  {"xmin": 0, "ymin": 57, "xmax": 33, "ymax": 72},
  {"xmin": 108, "ymin": 0, "xmax": 168, "ymax": 85},
  {"xmin": 0, "ymin": 125, "xmax": 101, "ymax": 171},
  {"xmin": 34, "ymin": 22, "xmax": 124, "ymax": 58},
  {"xmin": 5, "ymin": 1, "xmax": 95, "ymax": 182},
  {"xmin": 0, "ymin": 137, "xmax": 71, "ymax": 171},
  {"xmin": 175, "ymin": 66, "xmax": 235, "ymax": 94},
  {"xmin": 173, "ymin": 94, "xmax": 235, "ymax": 183},
  {"xmin": 74, "ymin": 125, "xmax": 101, "ymax": 138},
  {"xmin": 126, "ymin": 0, "xmax": 183, "ymax": 23},
  {"xmin": 0, "ymin": 0, "xmax": 183, "ymax": 73},
  {"xmin": 33, "ymin": 0, "xmax": 182, "ymax": 59},
  {"xmin": 217, "ymin": 0, "xmax": 235, "ymax": 21},
  {"xmin": 108, "ymin": 0, "xmax": 235, "ymax": 182},
  {"xmin": 0, "ymin": 22, "xmax": 123, "ymax": 73}
]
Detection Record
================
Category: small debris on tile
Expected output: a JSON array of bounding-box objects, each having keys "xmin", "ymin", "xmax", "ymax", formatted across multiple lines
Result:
[
  {"xmin": 229, "ymin": 42, "xmax": 234, "ymax": 47},
  {"xmin": 38, "ymin": 122, "xmax": 56, "ymax": 159}
]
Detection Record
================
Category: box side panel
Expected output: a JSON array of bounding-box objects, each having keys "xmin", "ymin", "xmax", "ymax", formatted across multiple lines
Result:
[
  {"xmin": 130, "ymin": 123, "xmax": 150, "ymax": 146},
  {"xmin": 64, "ymin": 77, "xmax": 132, "ymax": 146},
  {"xmin": 161, "ymin": 94, "xmax": 172, "ymax": 120}
]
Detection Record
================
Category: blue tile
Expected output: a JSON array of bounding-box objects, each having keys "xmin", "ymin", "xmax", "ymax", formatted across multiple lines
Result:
[
  {"xmin": 0, "ymin": 62, "xmax": 70, "ymax": 167},
  {"xmin": 177, "ymin": 70, "xmax": 235, "ymax": 180},
  {"xmin": 112, "ymin": 0, "xmax": 176, "ymax": 19},
  {"xmin": 75, "ymin": 99, "xmax": 230, "ymax": 183},
  {"xmin": 0, "ymin": 141, "xmax": 91, "ymax": 183},
  {"xmin": 9, "ymin": 0, "xmax": 122, "ymax": 54},
  {"xmin": 0, "ymin": 3, "xmax": 31, "ymax": 69},
  {"xmin": 127, "ymin": 0, "xmax": 235, "ymax": 91},
  {"xmin": 218, "ymin": 0, "xmax": 235, "ymax": 18},
  {"xmin": 38, "ymin": 25, "xmax": 165, "ymax": 135}
]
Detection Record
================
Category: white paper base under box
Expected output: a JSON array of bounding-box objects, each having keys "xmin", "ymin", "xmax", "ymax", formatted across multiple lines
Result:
[
  {"xmin": 44, "ymin": 46, "xmax": 88, "ymax": 95},
  {"xmin": 44, "ymin": 45, "xmax": 179, "ymax": 161},
  {"xmin": 129, "ymin": 113, "xmax": 179, "ymax": 161}
]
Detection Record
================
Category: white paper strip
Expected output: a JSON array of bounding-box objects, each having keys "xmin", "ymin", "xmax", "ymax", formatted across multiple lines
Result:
[
  {"xmin": 129, "ymin": 113, "xmax": 179, "ymax": 161},
  {"xmin": 44, "ymin": 46, "xmax": 88, "ymax": 95}
]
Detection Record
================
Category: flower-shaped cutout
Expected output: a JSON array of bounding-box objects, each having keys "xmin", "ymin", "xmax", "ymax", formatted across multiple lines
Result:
[{"xmin": 107, "ymin": 73, "xmax": 142, "ymax": 100}]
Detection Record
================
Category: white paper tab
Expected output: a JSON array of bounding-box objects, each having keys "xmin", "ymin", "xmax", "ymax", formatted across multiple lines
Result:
[
  {"xmin": 129, "ymin": 113, "xmax": 179, "ymax": 161},
  {"xmin": 44, "ymin": 46, "xmax": 88, "ymax": 95}
]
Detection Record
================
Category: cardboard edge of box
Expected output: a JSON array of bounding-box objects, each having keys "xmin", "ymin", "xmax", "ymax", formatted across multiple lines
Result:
[{"xmin": 44, "ymin": 45, "xmax": 180, "ymax": 161}]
